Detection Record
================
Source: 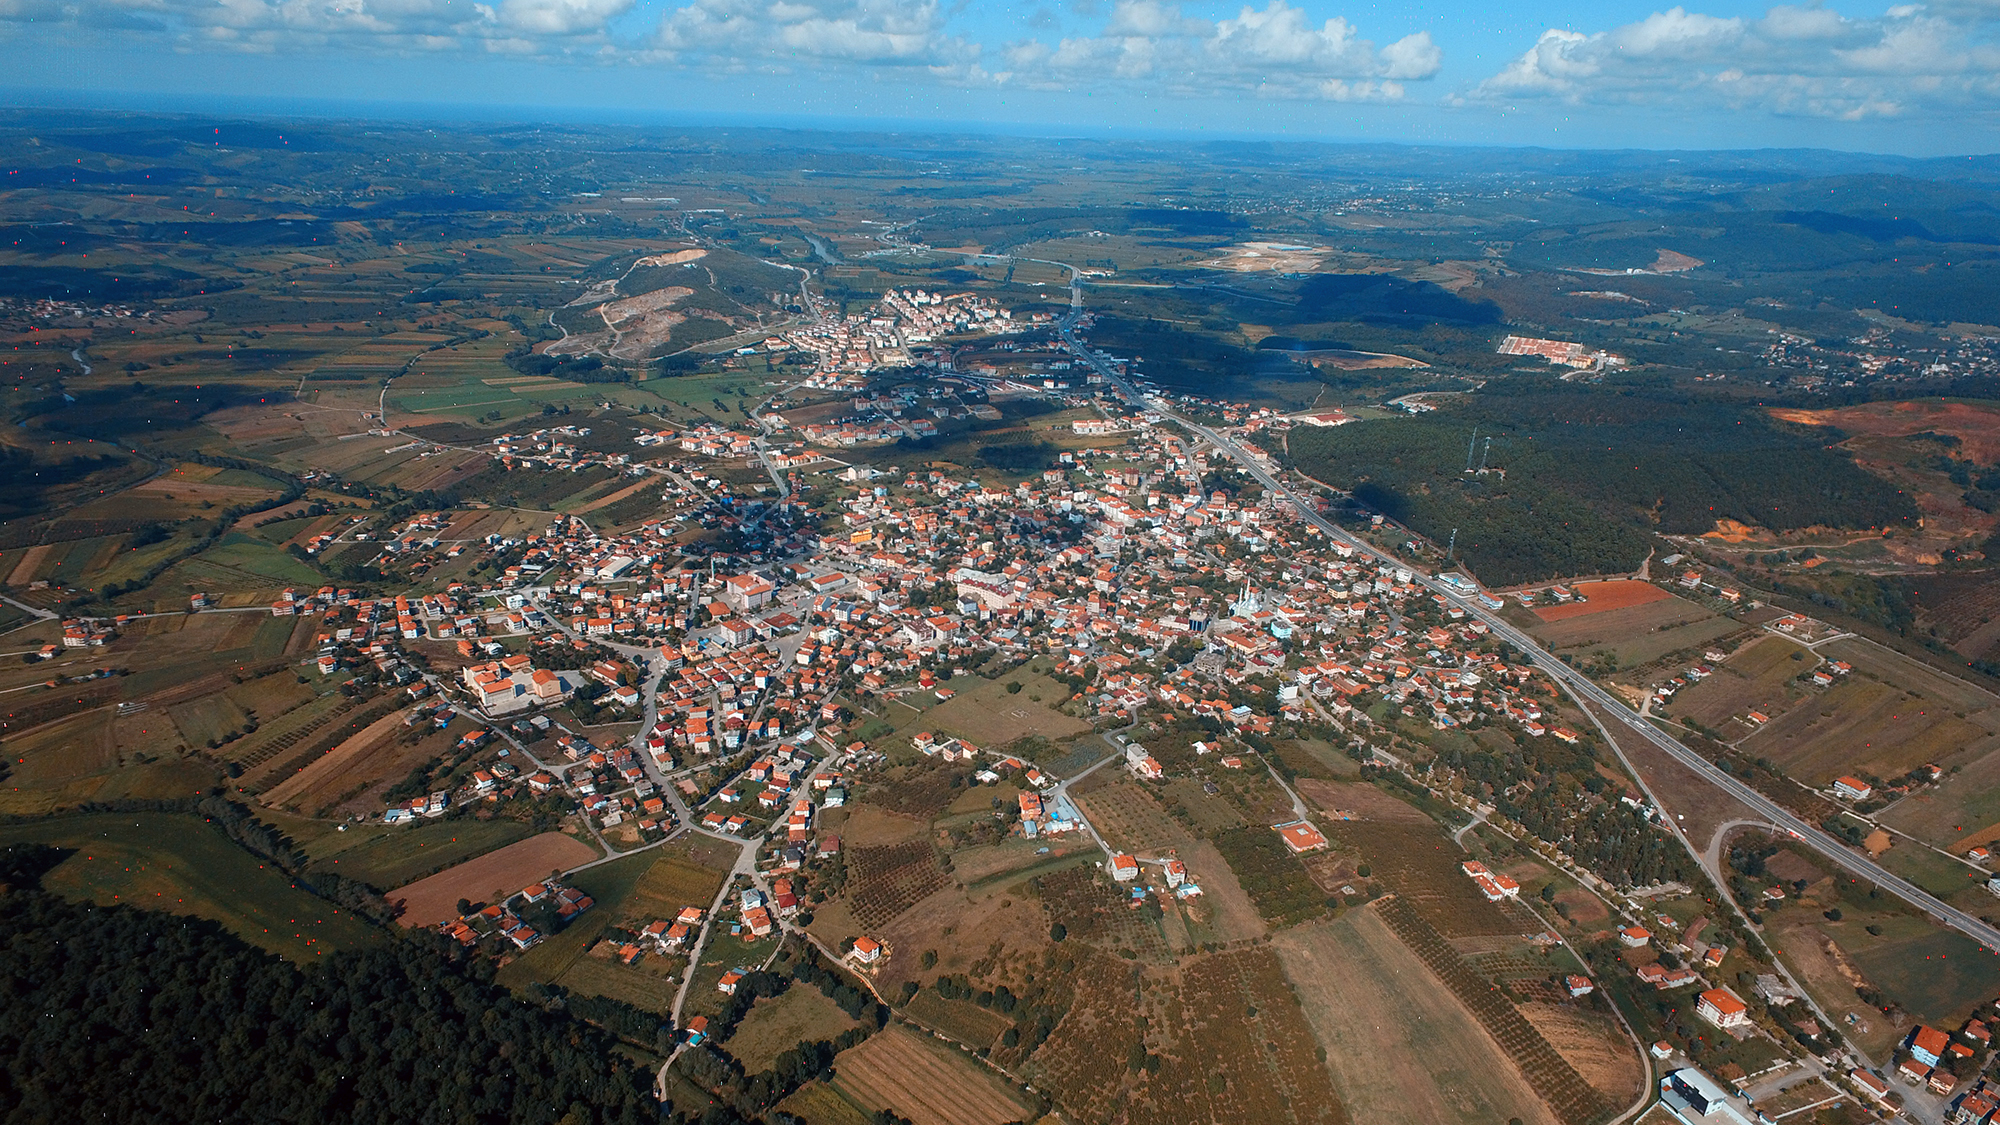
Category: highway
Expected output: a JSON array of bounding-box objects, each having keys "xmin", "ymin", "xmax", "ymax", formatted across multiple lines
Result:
[{"xmin": 1054, "ymin": 313, "xmax": 2000, "ymax": 955}]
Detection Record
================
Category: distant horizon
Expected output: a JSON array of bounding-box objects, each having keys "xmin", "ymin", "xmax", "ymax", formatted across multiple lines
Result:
[
  {"xmin": 6, "ymin": 87, "xmax": 2000, "ymax": 166},
  {"xmin": 8, "ymin": 0, "xmax": 2000, "ymax": 158}
]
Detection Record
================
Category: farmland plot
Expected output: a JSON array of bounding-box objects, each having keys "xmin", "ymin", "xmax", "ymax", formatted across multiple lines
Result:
[
  {"xmin": 1743, "ymin": 676, "xmax": 1993, "ymax": 783},
  {"xmin": 829, "ymin": 1024, "xmax": 1033, "ymax": 1125},
  {"xmin": 1275, "ymin": 909, "xmax": 1557, "ymax": 1125},
  {"xmin": 848, "ymin": 840, "xmax": 950, "ymax": 929},
  {"xmin": 1070, "ymin": 778, "xmax": 1191, "ymax": 854},
  {"xmin": 1129, "ymin": 947, "xmax": 1348, "ymax": 1125}
]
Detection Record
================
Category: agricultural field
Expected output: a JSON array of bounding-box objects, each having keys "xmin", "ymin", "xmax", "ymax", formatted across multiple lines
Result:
[
  {"xmin": 1126, "ymin": 947, "xmax": 1349, "ymax": 1125},
  {"xmin": 1274, "ymin": 910, "xmax": 1557, "ymax": 1125},
  {"xmin": 0, "ymin": 812, "xmax": 382, "ymax": 961},
  {"xmin": 1516, "ymin": 1004, "xmax": 1644, "ymax": 1107},
  {"xmin": 1530, "ymin": 591, "xmax": 1740, "ymax": 669},
  {"xmin": 917, "ymin": 673, "xmax": 1092, "ymax": 748},
  {"xmin": 1372, "ymin": 896, "xmax": 1607, "ymax": 1124},
  {"xmin": 388, "ymin": 831, "xmax": 600, "ymax": 926},
  {"xmin": 1741, "ymin": 674, "xmax": 1996, "ymax": 784},
  {"xmin": 258, "ymin": 706, "xmax": 441, "ymax": 816},
  {"xmin": 771, "ymin": 1080, "xmax": 874, "ymax": 1125},
  {"xmin": 1069, "ymin": 777, "xmax": 1191, "ymax": 854},
  {"xmin": 723, "ymin": 987, "xmax": 864, "ymax": 1072},
  {"xmin": 1208, "ymin": 824, "xmax": 1329, "ymax": 928},
  {"xmin": 1669, "ymin": 634, "xmax": 1812, "ymax": 731},
  {"xmin": 1319, "ymin": 807, "xmax": 1520, "ymax": 938},
  {"xmin": 829, "ymin": 1023, "xmax": 1034, "ymax": 1125},
  {"xmin": 306, "ymin": 817, "xmax": 536, "ymax": 890},
  {"xmin": 1018, "ymin": 952, "xmax": 1145, "ymax": 1124},
  {"xmin": 845, "ymin": 840, "xmax": 951, "ymax": 929}
]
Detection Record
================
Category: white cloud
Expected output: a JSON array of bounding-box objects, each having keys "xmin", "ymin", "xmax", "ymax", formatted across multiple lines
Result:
[
  {"xmin": 1470, "ymin": 2, "xmax": 2000, "ymax": 118},
  {"xmin": 493, "ymin": 0, "xmax": 628, "ymax": 35},
  {"xmin": 1005, "ymin": 1, "xmax": 1440, "ymax": 100},
  {"xmin": 1758, "ymin": 5, "xmax": 1851, "ymax": 39},
  {"xmin": 655, "ymin": 0, "xmax": 966, "ymax": 66},
  {"xmin": 0, "ymin": 0, "xmax": 1433, "ymax": 101}
]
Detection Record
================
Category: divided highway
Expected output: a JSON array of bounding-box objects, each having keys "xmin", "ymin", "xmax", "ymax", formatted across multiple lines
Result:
[{"xmin": 1056, "ymin": 315, "xmax": 2000, "ymax": 954}]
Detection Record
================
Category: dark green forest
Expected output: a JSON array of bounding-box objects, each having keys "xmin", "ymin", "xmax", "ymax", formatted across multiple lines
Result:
[
  {"xmin": 1289, "ymin": 388, "xmax": 1917, "ymax": 586},
  {"xmin": 0, "ymin": 844, "xmax": 671, "ymax": 1125}
]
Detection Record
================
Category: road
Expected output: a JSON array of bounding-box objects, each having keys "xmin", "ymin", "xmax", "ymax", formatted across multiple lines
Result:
[{"xmin": 1055, "ymin": 289, "xmax": 2000, "ymax": 956}]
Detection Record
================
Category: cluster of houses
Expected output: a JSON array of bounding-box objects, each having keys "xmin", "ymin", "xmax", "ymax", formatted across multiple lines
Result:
[
  {"xmin": 1460, "ymin": 859, "xmax": 1522, "ymax": 901},
  {"xmin": 461, "ymin": 653, "xmax": 575, "ymax": 713},
  {"xmin": 1015, "ymin": 788, "xmax": 1085, "ymax": 838},
  {"xmin": 439, "ymin": 879, "xmax": 594, "ymax": 951},
  {"xmin": 1897, "ymin": 1017, "xmax": 1995, "ymax": 1097},
  {"xmin": 58, "ymin": 616, "xmax": 116, "ymax": 648},
  {"xmin": 1106, "ymin": 850, "xmax": 1201, "ymax": 900},
  {"xmin": 768, "ymin": 288, "xmax": 1026, "ymax": 377}
]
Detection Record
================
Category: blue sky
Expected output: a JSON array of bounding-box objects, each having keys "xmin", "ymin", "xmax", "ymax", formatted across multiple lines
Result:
[{"xmin": 9, "ymin": 0, "xmax": 2000, "ymax": 153}]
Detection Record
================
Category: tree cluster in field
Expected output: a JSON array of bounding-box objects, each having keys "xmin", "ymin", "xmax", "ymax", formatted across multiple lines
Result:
[
  {"xmin": 1431, "ymin": 741, "xmax": 1695, "ymax": 889},
  {"xmin": 0, "ymin": 846, "xmax": 664, "ymax": 1125},
  {"xmin": 669, "ymin": 950, "xmax": 888, "ymax": 1120}
]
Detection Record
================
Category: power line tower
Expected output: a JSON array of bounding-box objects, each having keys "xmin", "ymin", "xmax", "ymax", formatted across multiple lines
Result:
[
  {"xmin": 1463, "ymin": 427, "xmax": 1479, "ymax": 474},
  {"xmin": 1477, "ymin": 437, "xmax": 1491, "ymax": 473},
  {"xmin": 1446, "ymin": 527, "xmax": 1458, "ymax": 562}
]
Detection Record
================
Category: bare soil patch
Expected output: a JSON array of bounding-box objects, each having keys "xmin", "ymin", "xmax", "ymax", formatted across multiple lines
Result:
[
  {"xmin": 1297, "ymin": 778, "xmax": 1430, "ymax": 823},
  {"xmin": 389, "ymin": 832, "xmax": 598, "ymax": 927},
  {"xmin": 1534, "ymin": 580, "xmax": 1671, "ymax": 622},
  {"xmin": 1772, "ymin": 400, "xmax": 2000, "ymax": 466},
  {"xmin": 1517, "ymin": 1002, "xmax": 1643, "ymax": 1103},
  {"xmin": 834, "ymin": 804, "xmax": 929, "ymax": 847},
  {"xmin": 1530, "ymin": 596, "xmax": 1719, "ymax": 650}
]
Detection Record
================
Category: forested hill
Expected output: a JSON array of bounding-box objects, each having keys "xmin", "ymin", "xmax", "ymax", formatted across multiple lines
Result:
[
  {"xmin": 0, "ymin": 845, "xmax": 671, "ymax": 1125},
  {"xmin": 1288, "ymin": 387, "xmax": 1917, "ymax": 587}
]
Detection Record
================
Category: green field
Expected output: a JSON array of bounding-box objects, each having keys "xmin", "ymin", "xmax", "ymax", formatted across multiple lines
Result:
[
  {"xmin": 306, "ymin": 817, "xmax": 537, "ymax": 889},
  {"xmin": 1847, "ymin": 926, "xmax": 2000, "ymax": 1028},
  {"xmin": 491, "ymin": 840, "xmax": 731, "ymax": 1007},
  {"xmin": 497, "ymin": 851, "xmax": 659, "ymax": 989},
  {"xmin": 172, "ymin": 533, "xmax": 326, "ymax": 589},
  {"xmin": 0, "ymin": 812, "xmax": 383, "ymax": 961}
]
